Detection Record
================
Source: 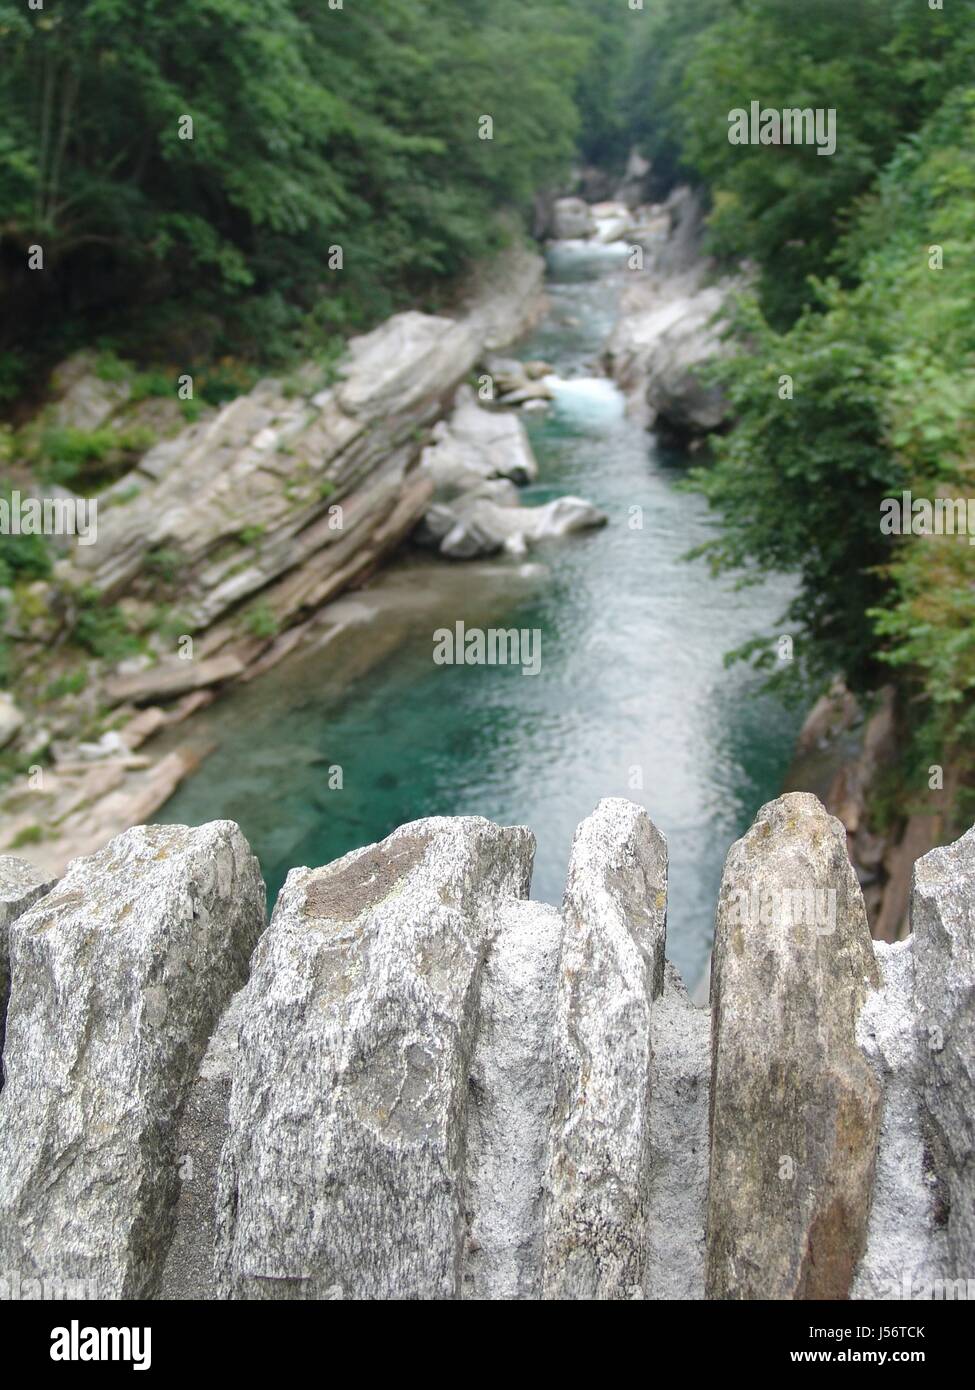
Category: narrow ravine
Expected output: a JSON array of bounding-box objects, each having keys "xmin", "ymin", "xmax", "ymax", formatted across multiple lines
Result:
[{"xmin": 158, "ymin": 240, "xmax": 801, "ymax": 988}]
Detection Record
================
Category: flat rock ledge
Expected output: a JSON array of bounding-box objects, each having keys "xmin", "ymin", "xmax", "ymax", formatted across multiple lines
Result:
[{"xmin": 0, "ymin": 793, "xmax": 971, "ymax": 1301}]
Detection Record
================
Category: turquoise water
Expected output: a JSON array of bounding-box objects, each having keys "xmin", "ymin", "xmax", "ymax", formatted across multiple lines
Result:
[{"xmin": 158, "ymin": 243, "xmax": 801, "ymax": 987}]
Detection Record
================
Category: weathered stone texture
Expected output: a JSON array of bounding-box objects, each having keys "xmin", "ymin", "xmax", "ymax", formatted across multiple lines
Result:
[
  {"xmin": 0, "ymin": 821, "xmax": 265, "ymax": 1298},
  {"xmin": 215, "ymin": 817, "xmax": 534, "ymax": 1300},
  {"xmin": 911, "ymin": 826, "xmax": 975, "ymax": 1274},
  {"xmin": 0, "ymin": 857, "xmax": 57, "ymax": 1082},
  {"xmin": 542, "ymin": 798, "xmax": 668, "ymax": 1300},
  {"xmin": 706, "ymin": 793, "xmax": 882, "ymax": 1300}
]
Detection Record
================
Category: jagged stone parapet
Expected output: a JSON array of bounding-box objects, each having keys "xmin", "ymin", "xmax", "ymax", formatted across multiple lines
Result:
[
  {"xmin": 542, "ymin": 798, "xmax": 668, "ymax": 1299},
  {"xmin": 0, "ymin": 795, "xmax": 971, "ymax": 1301},
  {"xmin": 0, "ymin": 821, "xmax": 265, "ymax": 1298},
  {"xmin": 214, "ymin": 816, "xmax": 535, "ymax": 1300},
  {"xmin": 706, "ymin": 792, "xmax": 883, "ymax": 1299}
]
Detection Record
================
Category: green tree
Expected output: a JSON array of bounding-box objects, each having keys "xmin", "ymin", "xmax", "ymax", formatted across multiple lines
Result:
[{"xmin": 0, "ymin": 0, "xmax": 594, "ymax": 374}]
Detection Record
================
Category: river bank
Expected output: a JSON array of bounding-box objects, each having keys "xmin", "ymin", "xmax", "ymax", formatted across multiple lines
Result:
[
  {"xmin": 155, "ymin": 225, "xmax": 799, "ymax": 989},
  {"xmin": 0, "ymin": 241, "xmax": 550, "ymax": 869},
  {"xmin": 1, "ymin": 184, "xmax": 806, "ymax": 988}
]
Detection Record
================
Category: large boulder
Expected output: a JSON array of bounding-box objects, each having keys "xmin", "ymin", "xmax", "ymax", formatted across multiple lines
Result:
[
  {"xmin": 551, "ymin": 197, "xmax": 597, "ymax": 241},
  {"xmin": 604, "ymin": 185, "xmax": 739, "ymax": 438},
  {"xmin": 642, "ymin": 287, "xmax": 730, "ymax": 438},
  {"xmin": 433, "ymin": 494, "xmax": 607, "ymax": 560},
  {"xmin": 614, "ymin": 149, "xmax": 653, "ymax": 211},
  {"xmin": 706, "ymin": 793, "xmax": 882, "ymax": 1299},
  {"xmin": 413, "ymin": 480, "xmax": 521, "ymax": 552},
  {"xmin": 654, "ymin": 185, "xmax": 707, "ymax": 277},
  {"xmin": 607, "ymin": 273, "xmax": 730, "ymax": 438},
  {"xmin": 589, "ymin": 200, "xmax": 634, "ymax": 246},
  {"xmin": 338, "ymin": 312, "xmax": 480, "ymax": 420},
  {"xmin": 542, "ymin": 799, "xmax": 668, "ymax": 1299},
  {"xmin": 415, "ymin": 384, "xmax": 605, "ymax": 561},
  {"xmin": 0, "ymin": 822, "xmax": 265, "ymax": 1298},
  {"xmin": 420, "ymin": 385, "xmax": 538, "ymax": 495},
  {"xmin": 214, "ymin": 816, "xmax": 535, "ymax": 1300}
]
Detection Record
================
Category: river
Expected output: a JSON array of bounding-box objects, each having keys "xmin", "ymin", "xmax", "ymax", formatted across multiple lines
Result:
[{"xmin": 157, "ymin": 240, "xmax": 800, "ymax": 989}]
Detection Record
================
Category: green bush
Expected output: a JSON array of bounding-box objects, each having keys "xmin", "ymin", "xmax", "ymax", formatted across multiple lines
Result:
[{"xmin": 72, "ymin": 589, "xmax": 141, "ymax": 664}]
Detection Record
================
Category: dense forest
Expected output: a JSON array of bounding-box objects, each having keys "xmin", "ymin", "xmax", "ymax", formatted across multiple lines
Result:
[
  {"xmin": 0, "ymin": 0, "xmax": 614, "ymax": 389},
  {"xmin": 1, "ymin": 0, "xmax": 973, "ymax": 812}
]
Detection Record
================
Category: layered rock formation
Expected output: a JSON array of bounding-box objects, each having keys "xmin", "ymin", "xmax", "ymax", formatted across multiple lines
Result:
[
  {"xmin": 0, "ymin": 245, "xmax": 548, "ymax": 875},
  {"xmin": 0, "ymin": 793, "xmax": 972, "ymax": 1300},
  {"xmin": 66, "ymin": 245, "xmax": 546, "ymax": 654}
]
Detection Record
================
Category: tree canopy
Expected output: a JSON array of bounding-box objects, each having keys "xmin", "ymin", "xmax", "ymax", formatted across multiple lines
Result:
[{"xmin": 0, "ymin": 0, "xmax": 592, "ymax": 386}]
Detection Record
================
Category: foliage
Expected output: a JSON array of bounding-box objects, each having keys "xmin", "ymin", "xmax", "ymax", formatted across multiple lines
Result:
[
  {"xmin": 71, "ymin": 588, "xmax": 142, "ymax": 663},
  {"xmin": 625, "ymin": 0, "xmax": 975, "ymax": 324},
  {"xmin": 0, "ymin": 0, "xmax": 595, "ymax": 370},
  {"xmin": 688, "ymin": 84, "xmax": 975, "ymax": 777},
  {"xmin": 689, "ymin": 286, "xmax": 900, "ymax": 693}
]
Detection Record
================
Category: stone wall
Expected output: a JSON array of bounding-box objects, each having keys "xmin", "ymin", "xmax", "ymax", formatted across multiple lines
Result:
[{"xmin": 0, "ymin": 792, "xmax": 970, "ymax": 1300}]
